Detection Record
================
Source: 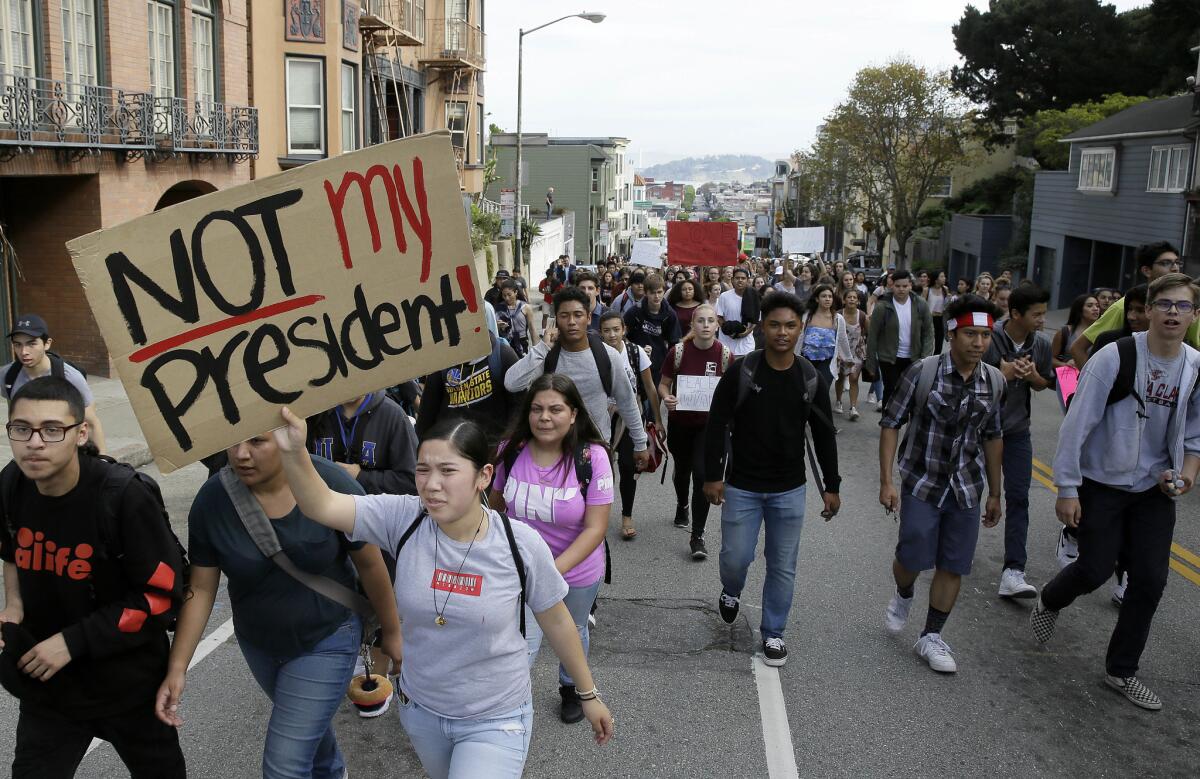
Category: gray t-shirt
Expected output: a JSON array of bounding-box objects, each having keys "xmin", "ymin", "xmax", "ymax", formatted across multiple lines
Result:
[
  {"xmin": 1133, "ymin": 349, "xmax": 1185, "ymax": 492},
  {"xmin": 982, "ymin": 323, "xmax": 1054, "ymax": 435},
  {"xmin": 2, "ymin": 361, "xmax": 93, "ymax": 406},
  {"xmin": 351, "ymin": 494, "xmax": 568, "ymax": 719}
]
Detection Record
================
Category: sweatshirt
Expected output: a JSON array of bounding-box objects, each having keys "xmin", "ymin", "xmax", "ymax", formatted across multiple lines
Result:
[
  {"xmin": 308, "ymin": 393, "xmax": 418, "ymax": 495},
  {"xmin": 0, "ymin": 455, "xmax": 184, "ymax": 718},
  {"xmin": 1053, "ymin": 332, "xmax": 1200, "ymax": 498},
  {"xmin": 623, "ymin": 298, "xmax": 681, "ymax": 385},
  {"xmin": 417, "ymin": 337, "xmax": 520, "ymax": 446}
]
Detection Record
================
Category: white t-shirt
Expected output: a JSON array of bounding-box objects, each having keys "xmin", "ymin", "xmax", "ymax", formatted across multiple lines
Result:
[
  {"xmin": 716, "ymin": 289, "xmax": 755, "ymax": 356},
  {"xmin": 895, "ymin": 297, "xmax": 913, "ymax": 359},
  {"xmin": 615, "ymin": 342, "xmax": 651, "ymax": 396}
]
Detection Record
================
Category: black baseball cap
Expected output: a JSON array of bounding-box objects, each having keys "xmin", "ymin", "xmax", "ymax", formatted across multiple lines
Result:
[
  {"xmin": 8, "ymin": 314, "xmax": 48, "ymax": 339},
  {"xmin": 494, "ymin": 269, "xmax": 510, "ymax": 279}
]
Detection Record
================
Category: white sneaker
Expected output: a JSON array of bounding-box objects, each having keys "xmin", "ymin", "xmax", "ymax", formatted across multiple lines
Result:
[
  {"xmin": 998, "ymin": 568, "xmax": 1038, "ymax": 599},
  {"xmin": 874, "ymin": 400, "xmax": 883, "ymax": 412},
  {"xmin": 913, "ymin": 632, "xmax": 958, "ymax": 673},
  {"xmin": 867, "ymin": 391, "xmax": 877, "ymax": 403},
  {"xmin": 1055, "ymin": 528, "xmax": 1078, "ymax": 570},
  {"xmin": 884, "ymin": 592, "xmax": 913, "ymax": 634},
  {"xmin": 834, "ymin": 402, "xmax": 844, "ymax": 414},
  {"xmin": 848, "ymin": 407, "xmax": 860, "ymax": 421},
  {"xmin": 1111, "ymin": 573, "xmax": 1127, "ymax": 607}
]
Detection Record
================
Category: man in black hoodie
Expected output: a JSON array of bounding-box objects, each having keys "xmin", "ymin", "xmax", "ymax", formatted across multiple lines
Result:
[
  {"xmin": 0, "ymin": 377, "xmax": 186, "ymax": 777},
  {"xmin": 624, "ymin": 272, "xmax": 681, "ymax": 386},
  {"xmin": 417, "ymin": 332, "xmax": 519, "ymax": 449},
  {"xmin": 308, "ymin": 391, "xmax": 418, "ymax": 496}
]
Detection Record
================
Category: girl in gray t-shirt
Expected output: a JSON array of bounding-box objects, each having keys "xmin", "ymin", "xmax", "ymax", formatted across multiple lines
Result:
[{"xmin": 272, "ymin": 413, "xmax": 615, "ymax": 778}]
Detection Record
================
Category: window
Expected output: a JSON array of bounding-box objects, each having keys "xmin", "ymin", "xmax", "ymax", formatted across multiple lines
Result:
[
  {"xmin": 0, "ymin": 0, "xmax": 37, "ymax": 78},
  {"xmin": 62, "ymin": 0, "xmax": 98, "ymax": 93},
  {"xmin": 191, "ymin": 0, "xmax": 215, "ymax": 110},
  {"xmin": 1147, "ymin": 145, "xmax": 1190, "ymax": 193},
  {"xmin": 929, "ymin": 175, "xmax": 952, "ymax": 198},
  {"xmin": 445, "ymin": 100, "xmax": 466, "ymax": 149},
  {"xmin": 286, "ymin": 57, "xmax": 324, "ymax": 155},
  {"xmin": 147, "ymin": 1, "xmax": 176, "ymax": 101},
  {"xmin": 1077, "ymin": 147, "xmax": 1116, "ymax": 192},
  {"xmin": 340, "ymin": 62, "xmax": 357, "ymax": 152},
  {"xmin": 591, "ymin": 167, "xmax": 599, "ymax": 193},
  {"xmin": 475, "ymin": 102, "xmax": 483, "ymax": 165}
]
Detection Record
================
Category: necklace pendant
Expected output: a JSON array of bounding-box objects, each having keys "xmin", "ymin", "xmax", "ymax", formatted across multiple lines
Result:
[{"xmin": 435, "ymin": 615, "xmax": 447, "ymax": 626}]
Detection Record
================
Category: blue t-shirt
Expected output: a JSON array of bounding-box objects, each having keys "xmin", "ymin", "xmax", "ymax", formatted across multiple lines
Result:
[{"xmin": 187, "ymin": 456, "xmax": 366, "ymax": 657}]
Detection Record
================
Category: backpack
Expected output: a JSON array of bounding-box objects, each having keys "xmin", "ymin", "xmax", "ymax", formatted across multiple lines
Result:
[
  {"xmin": 3, "ymin": 352, "xmax": 87, "ymax": 400},
  {"xmin": 900, "ymin": 355, "xmax": 1005, "ymax": 465},
  {"xmin": 624, "ymin": 341, "xmax": 645, "ymax": 400},
  {"xmin": 673, "ymin": 341, "xmax": 732, "ymax": 374},
  {"xmin": 544, "ymin": 332, "xmax": 614, "ymax": 398},
  {"xmin": 0, "ymin": 454, "xmax": 188, "ymax": 631},
  {"xmin": 1068, "ymin": 335, "xmax": 1200, "ymax": 414}
]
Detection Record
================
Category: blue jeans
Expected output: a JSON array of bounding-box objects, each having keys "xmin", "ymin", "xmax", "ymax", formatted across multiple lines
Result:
[
  {"xmin": 871, "ymin": 378, "xmax": 883, "ymax": 399},
  {"xmin": 525, "ymin": 577, "xmax": 602, "ymax": 686},
  {"xmin": 397, "ymin": 693, "xmax": 533, "ymax": 779},
  {"xmin": 238, "ymin": 615, "xmax": 361, "ymax": 779},
  {"xmin": 1001, "ymin": 429, "xmax": 1033, "ymax": 571},
  {"xmin": 718, "ymin": 484, "xmax": 807, "ymax": 639}
]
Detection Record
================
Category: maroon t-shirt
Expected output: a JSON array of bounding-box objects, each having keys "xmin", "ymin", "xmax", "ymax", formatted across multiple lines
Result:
[{"xmin": 660, "ymin": 340, "xmax": 729, "ymax": 428}]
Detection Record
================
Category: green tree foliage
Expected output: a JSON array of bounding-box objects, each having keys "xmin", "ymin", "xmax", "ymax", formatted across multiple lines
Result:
[
  {"xmin": 1016, "ymin": 94, "xmax": 1150, "ymax": 170},
  {"xmin": 952, "ymin": 0, "xmax": 1200, "ymax": 144},
  {"xmin": 683, "ymin": 185, "xmax": 696, "ymax": 210},
  {"xmin": 470, "ymin": 204, "xmax": 501, "ymax": 252}
]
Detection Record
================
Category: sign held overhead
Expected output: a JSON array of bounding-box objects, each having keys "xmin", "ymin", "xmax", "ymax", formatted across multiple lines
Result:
[
  {"xmin": 666, "ymin": 221, "xmax": 739, "ymax": 266},
  {"xmin": 781, "ymin": 227, "xmax": 825, "ymax": 254},
  {"xmin": 68, "ymin": 133, "xmax": 488, "ymax": 473}
]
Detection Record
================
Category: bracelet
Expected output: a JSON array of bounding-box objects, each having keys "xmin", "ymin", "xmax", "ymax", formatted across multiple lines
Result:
[{"xmin": 576, "ymin": 687, "xmax": 601, "ymax": 700}]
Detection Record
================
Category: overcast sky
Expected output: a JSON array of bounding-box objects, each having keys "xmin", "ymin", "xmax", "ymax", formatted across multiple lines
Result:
[{"xmin": 483, "ymin": 0, "xmax": 1153, "ymax": 166}]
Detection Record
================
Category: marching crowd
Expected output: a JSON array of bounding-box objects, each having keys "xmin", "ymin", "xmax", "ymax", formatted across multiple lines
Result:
[{"xmin": 0, "ymin": 241, "xmax": 1196, "ymax": 778}]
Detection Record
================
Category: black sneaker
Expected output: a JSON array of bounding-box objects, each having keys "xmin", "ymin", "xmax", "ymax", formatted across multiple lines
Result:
[
  {"xmin": 1105, "ymin": 674, "xmax": 1163, "ymax": 711},
  {"xmin": 558, "ymin": 684, "xmax": 584, "ymax": 723},
  {"xmin": 690, "ymin": 536, "xmax": 708, "ymax": 560},
  {"xmin": 762, "ymin": 637, "xmax": 788, "ymax": 667},
  {"xmin": 673, "ymin": 506, "xmax": 689, "ymax": 528},
  {"xmin": 718, "ymin": 591, "xmax": 739, "ymax": 624},
  {"xmin": 1030, "ymin": 597, "xmax": 1059, "ymax": 644}
]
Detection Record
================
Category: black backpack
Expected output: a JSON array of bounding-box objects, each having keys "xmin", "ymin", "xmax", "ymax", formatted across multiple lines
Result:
[
  {"xmin": 1068, "ymin": 336, "xmax": 1200, "ymax": 413},
  {"xmin": 0, "ymin": 454, "xmax": 189, "ymax": 631},
  {"xmin": 544, "ymin": 333, "xmax": 614, "ymax": 398},
  {"xmin": 3, "ymin": 353, "xmax": 87, "ymax": 400}
]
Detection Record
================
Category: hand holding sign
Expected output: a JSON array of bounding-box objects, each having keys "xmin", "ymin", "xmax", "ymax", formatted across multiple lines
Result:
[{"xmin": 272, "ymin": 407, "xmax": 308, "ymax": 453}]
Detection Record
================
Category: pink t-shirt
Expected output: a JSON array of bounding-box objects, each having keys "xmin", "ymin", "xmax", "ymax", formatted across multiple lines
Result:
[{"xmin": 493, "ymin": 442, "xmax": 613, "ymax": 587}]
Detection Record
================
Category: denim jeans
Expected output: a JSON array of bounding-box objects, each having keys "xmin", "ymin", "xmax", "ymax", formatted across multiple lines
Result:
[
  {"xmin": 718, "ymin": 484, "xmax": 807, "ymax": 639},
  {"xmin": 525, "ymin": 577, "xmax": 602, "ymax": 686},
  {"xmin": 1001, "ymin": 429, "xmax": 1033, "ymax": 571},
  {"xmin": 397, "ymin": 693, "xmax": 533, "ymax": 779},
  {"xmin": 238, "ymin": 615, "xmax": 361, "ymax": 779}
]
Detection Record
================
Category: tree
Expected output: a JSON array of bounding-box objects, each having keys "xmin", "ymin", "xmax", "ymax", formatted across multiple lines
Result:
[
  {"xmin": 818, "ymin": 59, "xmax": 974, "ymax": 268},
  {"xmin": 683, "ymin": 185, "xmax": 696, "ymax": 210},
  {"xmin": 1119, "ymin": 0, "xmax": 1200, "ymax": 97},
  {"xmin": 1016, "ymin": 93, "xmax": 1150, "ymax": 170}
]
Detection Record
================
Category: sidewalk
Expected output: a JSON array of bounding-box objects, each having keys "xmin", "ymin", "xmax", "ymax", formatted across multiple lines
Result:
[{"xmin": 0, "ymin": 375, "xmax": 153, "ymax": 466}]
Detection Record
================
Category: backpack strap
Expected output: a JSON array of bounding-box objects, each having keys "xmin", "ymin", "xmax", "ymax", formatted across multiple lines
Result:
[
  {"xmin": 673, "ymin": 342, "xmax": 684, "ymax": 373},
  {"xmin": 1106, "ymin": 336, "xmax": 1140, "ymax": 410},
  {"xmin": 589, "ymin": 333, "xmax": 614, "ymax": 398},
  {"xmin": 486, "ymin": 332, "xmax": 503, "ymax": 382},
  {"xmin": 979, "ymin": 362, "xmax": 1006, "ymax": 408},
  {"xmin": 734, "ymin": 350, "xmax": 763, "ymax": 414},
  {"xmin": 720, "ymin": 344, "xmax": 731, "ymax": 371},
  {"xmin": 394, "ymin": 511, "xmax": 427, "ymax": 558},
  {"xmin": 3, "ymin": 361, "xmax": 21, "ymax": 400},
  {"xmin": 496, "ymin": 512, "xmax": 528, "ymax": 638},
  {"xmin": 48, "ymin": 353, "xmax": 65, "ymax": 380},
  {"xmin": 0, "ymin": 461, "xmax": 21, "ymax": 544},
  {"xmin": 573, "ymin": 442, "xmax": 593, "ymax": 502}
]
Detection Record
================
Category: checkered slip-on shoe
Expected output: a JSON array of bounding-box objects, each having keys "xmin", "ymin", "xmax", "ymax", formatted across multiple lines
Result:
[
  {"xmin": 1030, "ymin": 597, "xmax": 1059, "ymax": 644},
  {"xmin": 1105, "ymin": 675, "xmax": 1163, "ymax": 711}
]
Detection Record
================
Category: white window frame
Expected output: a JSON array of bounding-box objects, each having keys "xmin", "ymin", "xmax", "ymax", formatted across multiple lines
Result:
[
  {"xmin": 1077, "ymin": 147, "xmax": 1117, "ymax": 193},
  {"xmin": 285, "ymin": 56, "xmax": 325, "ymax": 156},
  {"xmin": 62, "ymin": 0, "xmax": 98, "ymax": 95},
  {"xmin": 191, "ymin": 0, "xmax": 216, "ymax": 114},
  {"xmin": 445, "ymin": 100, "xmax": 466, "ymax": 150},
  {"xmin": 929, "ymin": 175, "xmax": 953, "ymax": 199},
  {"xmin": 340, "ymin": 61, "xmax": 357, "ymax": 152},
  {"xmin": 1147, "ymin": 144, "xmax": 1190, "ymax": 193},
  {"xmin": 591, "ymin": 167, "xmax": 599, "ymax": 193},
  {"xmin": 0, "ymin": 0, "xmax": 37, "ymax": 79}
]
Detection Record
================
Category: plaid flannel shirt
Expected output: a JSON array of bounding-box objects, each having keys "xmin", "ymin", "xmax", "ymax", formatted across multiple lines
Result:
[{"xmin": 880, "ymin": 353, "xmax": 1003, "ymax": 509}]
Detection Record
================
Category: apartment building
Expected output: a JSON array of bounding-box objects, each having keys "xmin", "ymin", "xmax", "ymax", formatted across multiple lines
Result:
[{"xmin": 0, "ymin": 0, "xmax": 257, "ymax": 374}]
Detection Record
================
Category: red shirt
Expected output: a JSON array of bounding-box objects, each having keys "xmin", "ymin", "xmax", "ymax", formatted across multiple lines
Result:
[{"xmin": 659, "ymin": 340, "xmax": 728, "ymax": 427}]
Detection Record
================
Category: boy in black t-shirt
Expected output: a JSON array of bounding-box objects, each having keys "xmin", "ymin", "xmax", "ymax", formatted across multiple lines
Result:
[{"xmin": 0, "ymin": 377, "xmax": 185, "ymax": 778}]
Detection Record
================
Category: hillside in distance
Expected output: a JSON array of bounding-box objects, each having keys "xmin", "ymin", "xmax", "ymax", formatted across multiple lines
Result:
[{"xmin": 640, "ymin": 155, "xmax": 774, "ymax": 184}]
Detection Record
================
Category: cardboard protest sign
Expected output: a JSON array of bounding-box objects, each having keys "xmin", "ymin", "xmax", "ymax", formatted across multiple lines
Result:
[
  {"xmin": 630, "ymin": 237, "xmax": 666, "ymax": 268},
  {"xmin": 68, "ymin": 132, "xmax": 488, "ymax": 472},
  {"xmin": 676, "ymin": 375, "xmax": 720, "ymax": 412},
  {"xmin": 781, "ymin": 227, "xmax": 825, "ymax": 254},
  {"xmin": 666, "ymin": 221, "xmax": 738, "ymax": 266}
]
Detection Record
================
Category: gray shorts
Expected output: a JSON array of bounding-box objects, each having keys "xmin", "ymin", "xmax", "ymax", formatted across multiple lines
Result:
[{"xmin": 895, "ymin": 491, "xmax": 981, "ymax": 575}]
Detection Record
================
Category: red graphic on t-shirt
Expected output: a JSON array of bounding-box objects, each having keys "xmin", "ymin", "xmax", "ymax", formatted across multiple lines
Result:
[
  {"xmin": 430, "ymin": 568, "xmax": 483, "ymax": 596},
  {"xmin": 12, "ymin": 528, "xmax": 93, "ymax": 580}
]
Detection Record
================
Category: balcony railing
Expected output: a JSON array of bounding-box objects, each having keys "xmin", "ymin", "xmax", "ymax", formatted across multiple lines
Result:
[
  {"xmin": 420, "ymin": 17, "xmax": 485, "ymax": 69},
  {"xmin": 0, "ymin": 74, "xmax": 257, "ymax": 160},
  {"xmin": 360, "ymin": 0, "xmax": 425, "ymax": 46}
]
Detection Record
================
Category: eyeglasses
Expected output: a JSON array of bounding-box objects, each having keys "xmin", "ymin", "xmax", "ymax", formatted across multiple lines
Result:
[
  {"xmin": 6, "ymin": 422, "xmax": 82, "ymax": 443},
  {"xmin": 1151, "ymin": 299, "xmax": 1196, "ymax": 314},
  {"xmin": 1153, "ymin": 259, "xmax": 1183, "ymax": 270}
]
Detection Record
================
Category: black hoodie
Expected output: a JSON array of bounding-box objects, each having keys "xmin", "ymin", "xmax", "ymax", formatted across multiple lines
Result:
[
  {"xmin": 624, "ymin": 298, "xmax": 681, "ymax": 384},
  {"xmin": 308, "ymin": 393, "xmax": 418, "ymax": 495}
]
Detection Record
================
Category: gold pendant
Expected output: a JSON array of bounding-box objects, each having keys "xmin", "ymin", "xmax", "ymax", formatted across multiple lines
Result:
[{"xmin": 435, "ymin": 615, "xmax": 447, "ymax": 626}]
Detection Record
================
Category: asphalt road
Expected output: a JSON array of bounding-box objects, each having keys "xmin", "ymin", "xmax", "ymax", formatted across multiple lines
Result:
[{"xmin": 1, "ymin": 384, "xmax": 1198, "ymax": 778}]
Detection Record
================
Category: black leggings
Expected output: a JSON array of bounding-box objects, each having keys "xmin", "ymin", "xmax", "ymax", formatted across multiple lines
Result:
[
  {"xmin": 615, "ymin": 429, "xmax": 638, "ymax": 517},
  {"xmin": 667, "ymin": 422, "xmax": 710, "ymax": 537}
]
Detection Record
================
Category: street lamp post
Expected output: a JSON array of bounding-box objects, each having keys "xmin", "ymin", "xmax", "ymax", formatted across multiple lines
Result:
[{"xmin": 515, "ymin": 11, "xmax": 605, "ymax": 274}]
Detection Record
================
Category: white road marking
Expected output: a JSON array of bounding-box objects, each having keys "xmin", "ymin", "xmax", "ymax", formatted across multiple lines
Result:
[
  {"xmin": 752, "ymin": 655, "xmax": 800, "ymax": 779},
  {"xmin": 85, "ymin": 619, "xmax": 236, "ymax": 758}
]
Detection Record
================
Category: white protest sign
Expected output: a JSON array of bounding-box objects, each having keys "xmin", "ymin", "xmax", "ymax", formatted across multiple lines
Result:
[
  {"xmin": 676, "ymin": 375, "xmax": 721, "ymax": 412},
  {"xmin": 781, "ymin": 227, "xmax": 825, "ymax": 254},
  {"xmin": 631, "ymin": 237, "xmax": 666, "ymax": 268}
]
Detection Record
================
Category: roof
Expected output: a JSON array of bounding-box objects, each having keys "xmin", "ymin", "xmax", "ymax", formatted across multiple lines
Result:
[{"xmin": 1062, "ymin": 95, "xmax": 1200, "ymax": 143}]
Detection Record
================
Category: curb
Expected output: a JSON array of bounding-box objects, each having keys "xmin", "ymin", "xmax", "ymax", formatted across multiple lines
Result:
[{"xmin": 109, "ymin": 443, "xmax": 155, "ymax": 469}]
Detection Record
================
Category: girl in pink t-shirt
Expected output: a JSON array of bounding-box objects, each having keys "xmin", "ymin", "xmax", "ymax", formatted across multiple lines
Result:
[{"xmin": 490, "ymin": 373, "xmax": 613, "ymax": 725}]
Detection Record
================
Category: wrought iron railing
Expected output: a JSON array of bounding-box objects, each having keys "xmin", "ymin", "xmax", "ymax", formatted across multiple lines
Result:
[
  {"xmin": 363, "ymin": 0, "xmax": 425, "ymax": 42},
  {"xmin": 422, "ymin": 17, "xmax": 485, "ymax": 68},
  {"xmin": 0, "ymin": 73, "xmax": 257, "ymax": 160}
]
